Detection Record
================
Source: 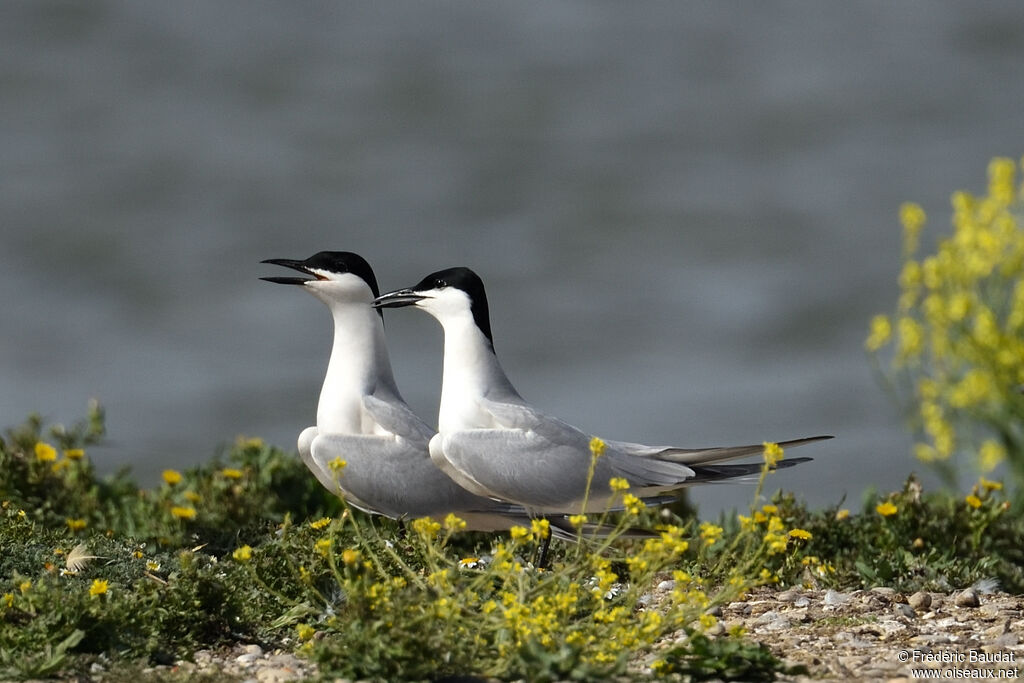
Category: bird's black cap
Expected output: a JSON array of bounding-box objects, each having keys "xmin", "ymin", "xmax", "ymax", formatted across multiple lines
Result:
[
  {"xmin": 414, "ymin": 267, "xmax": 493, "ymax": 344},
  {"xmin": 261, "ymin": 251, "xmax": 380, "ymax": 298}
]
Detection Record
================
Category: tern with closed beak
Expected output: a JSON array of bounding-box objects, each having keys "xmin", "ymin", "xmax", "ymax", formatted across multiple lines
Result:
[{"xmin": 374, "ymin": 266, "xmax": 831, "ymax": 514}]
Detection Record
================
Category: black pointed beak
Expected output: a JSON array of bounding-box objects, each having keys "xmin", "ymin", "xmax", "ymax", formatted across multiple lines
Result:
[
  {"xmin": 372, "ymin": 288, "xmax": 426, "ymax": 308},
  {"xmin": 260, "ymin": 258, "xmax": 313, "ymax": 285}
]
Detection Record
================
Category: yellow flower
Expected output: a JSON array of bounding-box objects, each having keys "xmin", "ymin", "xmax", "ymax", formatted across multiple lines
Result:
[
  {"xmin": 232, "ymin": 545, "xmax": 253, "ymax": 563},
  {"xmin": 589, "ymin": 436, "xmax": 606, "ymax": 458},
  {"xmin": 443, "ymin": 513, "xmax": 467, "ymax": 531},
  {"xmin": 568, "ymin": 514, "xmax": 588, "ymax": 528},
  {"xmin": 146, "ymin": 560, "xmax": 161, "ymax": 571},
  {"xmin": 170, "ymin": 506, "xmax": 196, "ymax": 520},
  {"xmin": 622, "ymin": 493, "xmax": 645, "ymax": 515},
  {"xmin": 315, "ymin": 538, "xmax": 332, "ymax": 557},
  {"xmin": 762, "ymin": 442, "xmax": 784, "ymax": 467},
  {"xmin": 19, "ymin": 581, "xmax": 31, "ymax": 594},
  {"xmin": 341, "ymin": 548, "xmax": 361, "ymax": 566},
  {"xmin": 965, "ymin": 494, "xmax": 982, "ymax": 509},
  {"xmin": 89, "ymin": 579, "xmax": 109, "ymax": 597},
  {"xmin": 530, "ymin": 518, "xmax": 550, "ymax": 539},
  {"xmin": 699, "ymin": 521, "xmax": 723, "ymax": 546},
  {"xmin": 64, "ymin": 448, "xmax": 85, "ymax": 460},
  {"xmin": 2, "ymin": 593, "xmax": 12, "ymax": 608},
  {"xmin": 875, "ymin": 501, "xmax": 898, "ymax": 517},
  {"xmin": 900, "ymin": 202, "xmax": 927, "ymax": 255},
  {"xmin": 411, "ymin": 517, "xmax": 441, "ymax": 539},
  {"xmin": 896, "ymin": 316, "xmax": 923, "ymax": 359},
  {"xmin": 978, "ymin": 440, "xmax": 1006, "ymax": 472},
  {"xmin": 509, "ymin": 525, "xmax": 530, "ymax": 541},
  {"xmin": 66, "ymin": 518, "xmax": 87, "ymax": 532},
  {"xmin": 788, "ymin": 528, "xmax": 812, "ymax": 540},
  {"xmin": 220, "ymin": 468, "xmax": 243, "ymax": 479},
  {"xmin": 761, "ymin": 503, "xmax": 778, "ymax": 515},
  {"xmin": 296, "ymin": 624, "xmax": 316, "ymax": 641},
  {"xmin": 865, "ymin": 315, "xmax": 892, "ymax": 351},
  {"xmin": 309, "ymin": 517, "xmax": 332, "ymax": 530},
  {"xmin": 34, "ymin": 442, "xmax": 57, "ymax": 462},
  {"xmin": 183, "ymin": 491, "xmax": 201, "ymax": 503},
  {"xmin": 979, "ymin": 477, "xmax": 1003, "ymax": 492},
  {"xmin": 608, "ymin": 477, "xmax": 630, "ymax": 492},
  {"xmin": 162, "ymin": 469, "xmax": 183, "ymax": 485}
]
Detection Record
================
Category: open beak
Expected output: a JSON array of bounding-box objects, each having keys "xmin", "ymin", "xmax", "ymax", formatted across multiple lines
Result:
[
  {"xmin": 372, "ymin": 288, "xmax": 426, "ymax": 308},
  {"xmin": 260, "ymin": 258, "xmax": 315, "ymax": 285}
]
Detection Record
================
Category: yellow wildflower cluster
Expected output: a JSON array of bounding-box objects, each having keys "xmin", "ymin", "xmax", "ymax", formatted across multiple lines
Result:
[
  {"xmin": 309, "ymin": 517, "xmax": 332, "ymax": 530},
  {"xmin": 876, "ymin": 501, "xmax": 898, "ymax": 517},
  {"xmin": 410, "ymin": 517, "xmax": 441, "ymax": 539},
  {"xmin": 170, "ymin": 506, "xmax": 196, "ymax": 520},
  {"xmin": 698, "ymin": 521, "xmax": 723, "ymax": 547},
  {"xmin": 867, "ymin": 157, "xmax": 1024, "ymax": 484},
  {"xmin": 762, "ymin": 441, "xmax": 784, "ymax": 467}
]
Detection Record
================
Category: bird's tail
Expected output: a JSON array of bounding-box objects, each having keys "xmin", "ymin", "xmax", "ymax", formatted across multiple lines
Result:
[{"xmin": 685, "ymin": 455, "xmax": 813, "ymax": 484}]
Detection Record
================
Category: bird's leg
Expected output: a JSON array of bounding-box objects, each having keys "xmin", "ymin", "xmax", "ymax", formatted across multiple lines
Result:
[{"xmin": 535, "ymin": 532, "xmax": 553, "ymax": 570}]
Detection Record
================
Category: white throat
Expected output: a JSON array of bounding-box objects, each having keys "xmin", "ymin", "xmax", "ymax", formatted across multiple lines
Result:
[
  {"xmin": 318, "ymin": 302, "xmax": 398, "ymax": 434},
  {"xmin": 436, "ymin": 310, "xmax": 521, "ymax": 432}
]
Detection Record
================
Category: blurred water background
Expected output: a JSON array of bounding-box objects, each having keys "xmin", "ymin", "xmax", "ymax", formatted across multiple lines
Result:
[{"xmin": 3, "ymin": 2, "xmax": 1024, "ymax": 516}]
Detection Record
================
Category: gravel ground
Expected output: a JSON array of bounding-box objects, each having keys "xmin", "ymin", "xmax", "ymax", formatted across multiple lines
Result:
[
  {"xmin": 645, "ymin": 585, "xmax": 1023, "ymax": 681},
  {"xmin": 72, "ymin": 587, "xmax": 1022, "ymax": 682}
]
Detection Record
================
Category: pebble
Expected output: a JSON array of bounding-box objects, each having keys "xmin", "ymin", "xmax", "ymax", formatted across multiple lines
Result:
[
  {"xmin": 656, "ymin": 580, "xmax": 675, "ymax": 592},
  {"xmin": 894, "ymin": 604, "xmax": 917, "ymax": 619},
  {"xmin": 908, "ymin": 591, "xmax": 931, "ymax": 611},
  {"xmin": 256, "ymin": 667, "xmax": 300, "ymax": 683},
  {"xmin": 705, "ymin": 605, "xmax": 723, "ymax": 618},
  {"xmin": 954, "ymin": 588, "xmax": 980, "ymax": 608},
  {"xmin": 777, "ymin": 589, "xmax": 800, "ymax": 603},
  {"xmin": 236, "ymin": 653, "xmax": 262, "ymax": 665},
  {"xmin": 243, "ymin": 644, "xmax": 265, "ymax": 656},
  {"xmin": 824, "ymin": 589, "xmax": 851, "ymax": 606},
  {"xmin": 793, "ymin": 597, "xmax": 810, "ymax": 608}
]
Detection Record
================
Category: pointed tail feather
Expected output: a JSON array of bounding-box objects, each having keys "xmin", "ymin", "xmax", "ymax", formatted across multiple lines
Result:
[
  {"xmin": 686, "ymin": 456, "xmax": 812, "ymax": 483},
  {"xmin": 644, "ymin": 435, "xmax": 832, "ymax": 466}
]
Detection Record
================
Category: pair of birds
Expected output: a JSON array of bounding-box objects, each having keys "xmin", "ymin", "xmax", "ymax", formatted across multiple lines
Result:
[{"xmin": 262, "ymin": 251, "xmax": 830, "ymax": 540}]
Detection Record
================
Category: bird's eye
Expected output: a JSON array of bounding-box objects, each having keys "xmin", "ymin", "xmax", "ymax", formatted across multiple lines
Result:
[{"xmin": 435, "ymin": 279, "xmax": 447, "ymax": 288}]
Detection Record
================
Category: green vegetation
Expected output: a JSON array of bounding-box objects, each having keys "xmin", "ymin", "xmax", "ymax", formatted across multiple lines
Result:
[
  {"xmin": 867, "ymin": 157, "xmax": 1024, "ymax": 487},
  {"xmin": 3, "ymin": 156, "xmax": 1024, "ymax": 680},
  {"xmin": 2, "ymin": 407, "xmax": 1021, "ymax": 681}
]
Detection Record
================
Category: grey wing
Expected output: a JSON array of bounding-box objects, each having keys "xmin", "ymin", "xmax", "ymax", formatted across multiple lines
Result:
[
  {"xmin": 362, "ymin": 394, "xmax": 435, "ymax": 443},
  {"xmin": 605, "ymin": 435, "xmax": 833, "ymax": 465},
  {"xmin": 480, "ymin": 397, "xmax": 694, "ymax": 486},
  {"xmin": 440, "ymin": 428, "xmax": 596, "ymax": 508},
  {"xmin": 479, "ymin": 397, "xmax": 584, "ymax": 444},
  {"xmin": 310, "ymin": 432, "xmax": 503, "ymax": 519},
  {"xmin": 439, "ymin": 428, "xmax": 694, "ymax": 511}
]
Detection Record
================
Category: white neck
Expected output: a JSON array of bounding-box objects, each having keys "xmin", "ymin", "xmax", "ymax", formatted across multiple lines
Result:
[
  {"xmin": 437, "ymin": 313, "xmax": 520, "ymax": 432},
  {"xmin": 317, "ymin": 302, "xmax": 398, "ymax": 434}
]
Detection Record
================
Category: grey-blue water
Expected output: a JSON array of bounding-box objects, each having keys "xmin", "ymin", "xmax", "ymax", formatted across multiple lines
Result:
[{"xmin": 4, "ymin": 2, "xmax": 1023, "ymax": 517}]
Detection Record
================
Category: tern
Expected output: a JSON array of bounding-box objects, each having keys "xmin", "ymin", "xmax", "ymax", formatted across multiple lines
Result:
[
  {"xmin": 374, "ymin": 267, "xmax": 831, "ymax": 514},
  {"xmin": 261, "ymin": 252, "xmax": 547, "ymax": 532}
]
